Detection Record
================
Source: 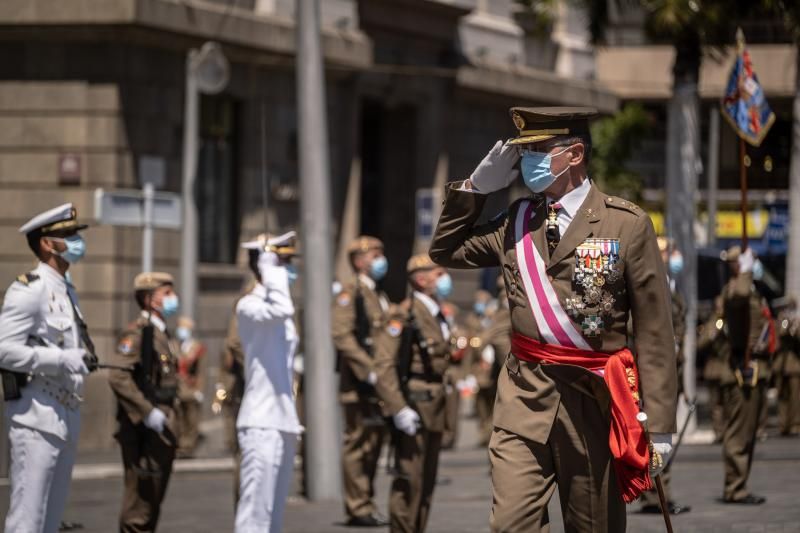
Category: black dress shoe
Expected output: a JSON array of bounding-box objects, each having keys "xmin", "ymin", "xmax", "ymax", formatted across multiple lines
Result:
[
  {"xmin": 59, "ymin": 522, "xmax": 84, "ymax": 531},
  {"xmin": 723, "ymin": 494, "xmax": 766, "ymax": 505},
  {"xmin": 346, "ymin": 514, "xmax": 389, "ymax": 527},
  {"xmin": 640, "ymin": 503, "xmax": 692, "ymax": 515}
]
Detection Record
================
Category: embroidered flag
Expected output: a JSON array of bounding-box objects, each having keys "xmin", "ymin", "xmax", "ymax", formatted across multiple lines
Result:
[{"xmin": 720, "ymin": 29, "xmax": 775, "ymax": 147}]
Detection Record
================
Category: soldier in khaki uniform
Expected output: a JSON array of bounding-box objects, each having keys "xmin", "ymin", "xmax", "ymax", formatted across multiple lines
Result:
[
  {"xmin": 719, "ymin": 246, "xmax": 773, "ymax": 504},
  {"xmin": 175, "ymin": 316, "xmax": 206, "ymax": 458},
  {"xmin": 430, "ymin": 107, "xmax": 677, "ymax": 532},
  {"xmin": 775, "ymin": 300, "xmax": 800, "ymax": 436},
  {"xmin": 473, "ymin": 285, "xmax": 509, "ymax": 447},
  {"xmin": 108, "ymin": 272, "xmax": 181, "ymax": 532},
  {"xmin": 700, "ymin": 297, "xmax": 728, "ymax": 442},
  {"xmin": 332, "ymin": 236, "xmax": 391, "ymax": 527},
  {"xmin": 373, "ymin": 254, "xmax": 454, "ymax": 533}
]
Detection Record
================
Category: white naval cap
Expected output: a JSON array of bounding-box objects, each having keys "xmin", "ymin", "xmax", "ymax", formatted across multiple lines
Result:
[
  {"xmin": 241, "ymin": 230, "xmax": 297, "ymax": 252},
  {"xmin": 18, "ymin": 203, "xmax": 88, "ymax": 235}
]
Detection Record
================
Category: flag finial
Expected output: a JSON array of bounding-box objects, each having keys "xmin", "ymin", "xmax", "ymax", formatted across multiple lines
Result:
[{"xmin": 736, "ymin": 27, "xmax": 745, "ymax": 53}]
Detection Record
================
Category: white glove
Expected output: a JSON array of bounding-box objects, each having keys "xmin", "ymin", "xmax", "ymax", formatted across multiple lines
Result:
[
  {"xmin": 738, "ymin": 248, "xmax": 755, "ymax": 274},
  {"xmin": 60, "ymin": 348, "xmax": 89, "ymax": 375},
  {"xmin": 193, "ymin": 391, "xmax": 205, "ymax": 403},
  {"xmin": 366, "ymin": 371, "xmax": 378, "ymax": 386},
  {"xmin": 393, "ymin": 406, "xmax": 421, "ymax": 436},
  {"xmin": 469, "ymin": 140, "xmax": 520, "ymax": 194},
  {"xmin": 650, "ymin": 433, "xmax": 673, "ymax": 477},
  {"xmin": 144, "ymin": 408, "xmax": 167, "ymax": 434}
]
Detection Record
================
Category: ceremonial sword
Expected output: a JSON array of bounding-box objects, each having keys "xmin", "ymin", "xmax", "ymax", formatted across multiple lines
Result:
[{"xmin": 637, "ymin": 411, "xmax": 674, "ymax": 533}]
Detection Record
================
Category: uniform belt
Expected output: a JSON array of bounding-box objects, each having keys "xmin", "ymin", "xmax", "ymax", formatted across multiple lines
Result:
[
  {"xmin": 409, "ymin": 372, "xmax": 444, "ymax": 383},
  {"xmin": 405, "ymin": 389, "xmax": 434, "ymax": 403},
  {"xmin": 36, "ymin": 377, "xmax": 82, "ymax": 411}
]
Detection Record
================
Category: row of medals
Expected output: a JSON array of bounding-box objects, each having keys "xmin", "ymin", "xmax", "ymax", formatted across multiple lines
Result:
[{"xmin": 565, "ymin": 238, "xmax": 621, "ymax": 337}]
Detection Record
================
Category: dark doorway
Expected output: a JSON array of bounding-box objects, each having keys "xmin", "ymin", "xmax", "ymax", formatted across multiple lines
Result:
[{"xmin": 360, "ymin": 98, "xmax": 418, "ymax": 301}]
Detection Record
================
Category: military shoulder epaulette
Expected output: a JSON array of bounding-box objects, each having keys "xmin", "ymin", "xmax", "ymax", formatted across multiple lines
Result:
[
  {"xmin": 15, "ymin": 272, "xmax": 40, "ymax": 286},
  {"xmin": 604, "ymin": 196, "xmax": 642, "ymax": 215}
]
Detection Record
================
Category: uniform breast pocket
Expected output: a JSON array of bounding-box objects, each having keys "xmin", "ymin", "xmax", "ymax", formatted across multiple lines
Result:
[{"xmin": 45, "ymin": 315, "xmax": 74, "ymax": 349}]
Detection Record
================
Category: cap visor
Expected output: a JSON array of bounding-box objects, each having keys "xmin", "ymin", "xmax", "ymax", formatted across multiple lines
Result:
[{"xmin": 507, "ymin": 134, "xmax": 556, "ymax": 145}]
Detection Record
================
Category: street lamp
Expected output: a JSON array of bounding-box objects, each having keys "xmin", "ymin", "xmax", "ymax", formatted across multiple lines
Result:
[{"xmin": 180, "ymin": 41, "xmax": 230, "ymax": 321}]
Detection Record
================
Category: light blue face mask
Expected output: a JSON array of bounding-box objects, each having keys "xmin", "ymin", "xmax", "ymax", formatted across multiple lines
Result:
[
  {"xmin": 286, "ymin": 264, "xmax": 299, "ymax": 285},
  {"xmin": 160, "ymin": 294, "xmax": 180, "ymax": 318},
  {"xmin": 369, "ymin": 256, "xmax": 388, "ymax": 281},
  {"xmin": 176, "ymin": 326, "xmax": 191, "ymax": 341},
  {"xmin": 52, "ymin": 234, "xmax": 87, "ymax": 264},
  {"xmin": 520, "ymin": 147, "xmax": 570, "ymax": 193},
  {"xmin": 752, "ymin": 259, "xmax": 764, "ymax": 281},
  {"xmin": 435, "ymin": 273, "xmax": 453, "ymax": 299},
  {"xmin": 668, "ymin": 253, "xmax": 684, "ymax": 276},
  {"xmin": 474, "ymin": 302, "xmax": 487, "ymax": 316}
]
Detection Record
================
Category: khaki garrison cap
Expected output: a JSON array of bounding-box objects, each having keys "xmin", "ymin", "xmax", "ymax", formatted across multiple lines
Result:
[
  {"xmin": 406, "ymin": 254, "xmax": 437, "ymax": 275},
  {"xmin": 508, "ymin": 107, "xmax": 598, "ymax": 146},
  {"xmin": 347, "ymin": 235, "xmax": 384, "ymax": 255},
  {"xmin": 134, "ymin": 272, "xmax": 174, "ymax": 291},
  {"xmin": 721, "ymin": 245, "xmax": 742, "ymax": 262},
  {"xmin": 19, "ymin": 203, "xmax": 88, "ymax": 235}
]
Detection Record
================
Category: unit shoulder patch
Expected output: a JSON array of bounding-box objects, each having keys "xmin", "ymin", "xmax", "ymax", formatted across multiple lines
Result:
[
  {"xmin": 117, "ymin": 336, "xmax": 135, "ymax": 355},
  {"xmin": 15, "ymin": 272, "xmax": 40, "ymax": 286},
  {"xmin": 386, "ymin": 319, "xmax": 403, "ymax": 338},
  {"xmin": 337, "ymin": 292, "xmax": 352, "ymax": 307},
  {"xmin": 604, "ymin": 196, "xmax": 642, "ymax": 215}
]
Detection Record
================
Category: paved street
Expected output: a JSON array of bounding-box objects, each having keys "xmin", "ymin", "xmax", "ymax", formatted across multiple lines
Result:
[{"xmin": 1, "ymin": 412, "xmax": 799, "ymax": 532}]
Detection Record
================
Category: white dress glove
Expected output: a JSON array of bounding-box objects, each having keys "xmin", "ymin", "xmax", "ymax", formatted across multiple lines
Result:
[
  {"xmin": 469, "ymin": 140, "xmax": 520, "ymax": 194},
  {"xmin": 366, "ymin": 371, "xmax": 378, "ymax": 386},
  {"xmin": 393, "ymin": 406, "xmax": 421, "ymax": 436},
  {"xmin": 650, "ymin": 433, "xmax": 673, "ymax": 477},
  {"xmin": 60, "ymin": 348, "xmax": 89, "ymax": 375},
  {"xmin": 738, "ymin": 248, "xmax": 755, "ymax": 274},
  {"xmin": 144, "ymin": 408, "xmax": 167, "ymax": 434}
]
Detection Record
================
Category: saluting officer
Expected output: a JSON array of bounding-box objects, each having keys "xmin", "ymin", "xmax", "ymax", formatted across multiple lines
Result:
[
  {"xmin": 719, "ymin": 246, "xmax": 774, "ymax": 505},
  {"xmin": 430, "ymin": 107, "xmax": 678, "ymax": 532},
  {"xmin": 332, "ymin": 236, "xmax": 391, "ymax": 527},
  {"xmin": 774, "ymin": 298, "xmax": 800, "ymax": 436},
  {"xmin": 108, "ymin": 272, "xmax": 181, "ymax": 532},
  {"xmin": 0, "ymin": 204, "xmax": 92, "ymax": 533},
  {"xmin": 373, "ymin": 254, "xmax": 454, "ymax": 533}
]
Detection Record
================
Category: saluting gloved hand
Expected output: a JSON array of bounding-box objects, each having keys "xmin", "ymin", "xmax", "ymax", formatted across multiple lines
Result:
[
  {"xmin": 469, "ymin": 140, "xmax": 520, "ymax": 194},
  {"xmin": 60, "ymin": 348, "xmax": 90, "ymax": 375},
  {"xmin": 738, "ymin": 248, "xmax": 755, "ymax": 274},
  {"xmin": 144, "ymin": 407, "xmax": 167, "ymax": 434},
  {"xmin": 393, "ymin": 406, "xmax": 421, "ymax": 437},
  {"xmin": 649, "ymin": 433, "xmax": 673, "ymax": 477}
]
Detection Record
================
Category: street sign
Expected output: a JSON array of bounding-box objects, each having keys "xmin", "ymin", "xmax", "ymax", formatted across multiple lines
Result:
[
  {"xmin": 94, "ymin": 188, "xmax": 182, "ymax": 229},
  {"xmin": 416, "ymin": 188, "xmax": 439, "ymax": 240}
]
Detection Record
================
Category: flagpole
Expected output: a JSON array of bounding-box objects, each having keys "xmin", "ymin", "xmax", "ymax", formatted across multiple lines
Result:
[{"xmin": 739, "ymin": 137, "xmax": 748, "ymax": 251}]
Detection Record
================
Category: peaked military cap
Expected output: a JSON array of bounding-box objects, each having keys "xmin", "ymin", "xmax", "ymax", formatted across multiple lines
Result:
[
  {"xmin": 19, "ymin": 203, "xmax": 88, "ymax": 235},
  {"xmin": 240, "ymin": 230, "xmax": 298, "ymax": 257},
  {"xmin": 508, "ymin": 106, "xmax": 598, "ymax": 145},
  {"xmin": 134, "ymin": 272, "xmax": 174, "ymax": 291},
  {"xmin": 347, "ymin": 235, "xmax": 384, "ymax": 255},
  {"xmin": 406, "ymin": 253, "xmax": 437, "ymax": 274}
]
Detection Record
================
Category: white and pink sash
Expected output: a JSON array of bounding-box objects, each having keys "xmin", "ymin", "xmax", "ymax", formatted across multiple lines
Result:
[{"xmin": 514, "ymin": 200, "xmax": 591, "ymax": 350}]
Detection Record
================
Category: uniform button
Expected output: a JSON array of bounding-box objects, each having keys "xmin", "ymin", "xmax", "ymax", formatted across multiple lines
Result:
[{"xmin": 548, "ymin": 275, "xmax": 554, "ymax": 282}]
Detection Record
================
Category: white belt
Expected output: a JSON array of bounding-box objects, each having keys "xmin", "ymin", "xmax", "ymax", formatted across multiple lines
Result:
[{"xmin": 35, "ymin": 377, "xmax": 82, "ymax": 411}]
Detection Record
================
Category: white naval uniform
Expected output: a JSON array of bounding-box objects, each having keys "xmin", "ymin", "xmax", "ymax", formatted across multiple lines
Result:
[
  {"xmin": 0, "ymin": 262, "xmax": 85, "ymax": 533},
  {"xmin": 234, "ymin": 262, "xmax": 303, "ymax": 533}
]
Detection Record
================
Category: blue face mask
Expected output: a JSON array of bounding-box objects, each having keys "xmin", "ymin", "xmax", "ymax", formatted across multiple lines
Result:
[
  {"xmin": 435, "ymin": 273, "xmax": 453, "ymax": 299},
  {"xmin": 520, "ymin": 147, "xmax": 570, "ymax": 193},
  {"xmin": 474, "ymin": 302, "xmax": 487, "ymax": 316},
  {"xmin": 53, "ymin": 234, "xmax": 87, "ymax": 264},
  {"xmin": 176, "ymin": 326, "xmax": 191, "ymax": 341},
  {"xmin": 160, "ymin": 294, "xmax": 180, "ymax": 318},
  {"xmin": 668, "ymin": 253, "xmax": 684, "ymax": 276},
  {"xmin": 286, "ymin": 264, "xmax": 298, "ymax": 285},
  {"xmin": 369, "ymin": 256, "xmax": 388, "ymax": 281},
  {"xmin": 752, "ymin": 259, "xmax": 764, "ymax": 281}
]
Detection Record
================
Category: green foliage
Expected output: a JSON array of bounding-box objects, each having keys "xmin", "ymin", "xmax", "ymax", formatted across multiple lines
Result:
[{"xmin": 588, "ymin": 104, "xmax": 652, "ymax": 201}]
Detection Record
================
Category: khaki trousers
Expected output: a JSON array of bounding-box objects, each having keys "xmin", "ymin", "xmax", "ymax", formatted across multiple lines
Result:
[
  {"xmin": 721, "ymin": 382, "xmax": 765, "ymax": 500},
  {"xmin": 777, "ymin": 375, "xmax": 800, "ymax": 434},
  {"xmin": 476, "ymin": 386, "xmax": 497, "ymax": 446},
  {"xmin": 341, "ymin": 400, "xmax": 386, "ymax": 519},
  {"xmin": 489, "ymin": 385, "xmax": 625, "ymax": 533},
  {"xmin": 389, "ymin": 429, "xmax": 443, "ymax": 533},
  {"xmin": 177, "ymin": 399, "xmax": 201, "ymax": 455}
]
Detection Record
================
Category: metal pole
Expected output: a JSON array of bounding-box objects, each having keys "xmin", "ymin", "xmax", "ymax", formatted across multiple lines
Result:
[
  {"xmin": 142, "ymin": 182, "xmax": 155, "ymax": 273},
  {"xmin": 706, "ymin": 108, "xmax": 720, "ymax": 247},
  {"xmin": 296, "ymin": 0, "xmax": 341, "ymax": 500},
  {"xmin": 180, "ymin": 50, "xmax": 200, "ymax": 320}
]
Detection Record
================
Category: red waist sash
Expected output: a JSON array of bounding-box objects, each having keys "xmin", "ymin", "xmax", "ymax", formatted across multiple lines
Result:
[{"xmin": 511, "ymin": 332, "xmax": 652, "ymax": 503}]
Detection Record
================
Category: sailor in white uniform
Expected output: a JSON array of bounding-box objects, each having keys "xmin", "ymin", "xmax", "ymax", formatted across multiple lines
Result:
[
  {"xmin": 234, "ymin": 231, "xmax": 303, "ymax": 533},
  {"xmin": 0, "ymin": 203, "xmax": 93, "ymax": 533}
]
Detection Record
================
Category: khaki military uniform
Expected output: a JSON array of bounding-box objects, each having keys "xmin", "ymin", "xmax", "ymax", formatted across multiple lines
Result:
[
  {"xmin": 775, "ymin": 311, "xmax": 800, "ymax": 435},
  {"xmin": 108, "ymin": 315, "xmax": 180, "ymax": 533},
  {"xmin": 333, "ymin": 276, "xmax": 389, "ymax": 521},
  {"xmin": 701, "ymin": 310, "xmax": 728, "ymax": 441},
  {"xmin": 720, "ymin": 272, "xmax": 772, "ymax": 501},
  {"xmin": 374, "ymin": 295, "xmax": 453, "ymax": 533},
  {"xmin": 430, "ymin": 182, "xmax": 677, "ymax": 532},
  {"xmin": 176, "ymin": 337, "xmax": 206, "ymax": 457},
  {"xmin": 474, "ymin": 307, "xmax": 510, "ymax": 446},
  {"xmin": 442, "ymin": 310, "xmax": 471, "ymax": 449}
]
